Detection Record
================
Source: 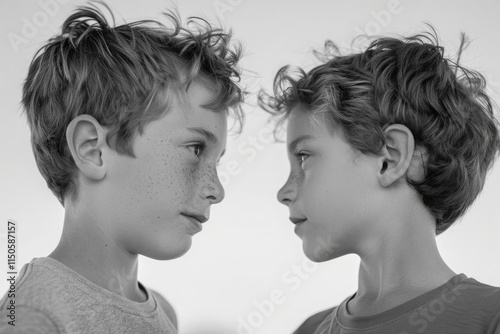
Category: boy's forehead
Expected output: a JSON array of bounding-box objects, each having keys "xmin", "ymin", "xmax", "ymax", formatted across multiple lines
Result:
[
  {"xmin": 141, "ymin": 84, "xmax": 228, "ymax": 147},
  {"xmin": 287, "ymin": 106, "xmax": 327, "ymax": 140},
  {"xmin": 173, "ymin": 82, "xmax": 228, "ymax": 123},
  {"xmin": 286, "ymin": 106, "xmax": 342, "ymax": 154},
  {"xmin": 187, "ymin": 82, "xmax": 217, "ymax": 104},
  {"xmin": 176, "ymin": 83, "xmax": 216, "ymax": 111}
]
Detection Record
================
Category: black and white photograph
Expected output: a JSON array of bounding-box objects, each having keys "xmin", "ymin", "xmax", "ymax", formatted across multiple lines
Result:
[{"xmin": 1, "ymin": 0, "xmax": 499, "ymax": 333}]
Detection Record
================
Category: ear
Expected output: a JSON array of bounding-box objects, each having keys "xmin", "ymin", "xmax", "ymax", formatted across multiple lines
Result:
[
  {"xmin": 66, "ymin": 114, "xmax": 108, "ymax": 181},
  {"xmin": 377, "ymin": 124, "xmax": 415, "ymax": 187}
]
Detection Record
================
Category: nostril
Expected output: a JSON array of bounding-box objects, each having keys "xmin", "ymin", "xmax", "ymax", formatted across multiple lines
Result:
[{"xmin": 278, "ymin": 193, "xmax": 291, "ymax": 205}]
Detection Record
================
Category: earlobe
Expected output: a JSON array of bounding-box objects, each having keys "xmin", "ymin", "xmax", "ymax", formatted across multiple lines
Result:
[
  {"xmin": 66, "ymin": 115, "xmax": 108, "ymax": 181},
  {"xmin": 378, "ymin": 124, "xmax": 415, "ymax": 187}
]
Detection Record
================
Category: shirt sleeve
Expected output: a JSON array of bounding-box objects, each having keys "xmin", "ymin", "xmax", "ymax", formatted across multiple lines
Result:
[{"xmin": 0, "ymin": 305, "xmax": 60, "ymax": 334}]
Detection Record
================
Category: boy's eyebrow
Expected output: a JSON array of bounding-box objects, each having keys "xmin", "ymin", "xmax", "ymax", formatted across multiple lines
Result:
[
  {"xmin": 185, "ymin": 127, "xmax": 218, "ymax": 143},
  {"xmin": 288, "ymin": 135, "xmax": 315, "ymax": 152}
]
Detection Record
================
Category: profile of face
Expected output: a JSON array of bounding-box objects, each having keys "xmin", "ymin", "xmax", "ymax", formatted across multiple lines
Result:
[
  {"xmin": 101, "ymin": 82, "xmax": 227, "ymax": 260},
  {"xmin": 278, "ymin": 106, "xmax": 383, "ymax": 262}
]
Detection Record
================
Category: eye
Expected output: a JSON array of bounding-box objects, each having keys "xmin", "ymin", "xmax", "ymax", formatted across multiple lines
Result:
[
  {"xmin": 294, "ymin": 151, "xmax": 310, "ymax": 165},
  {"xmin": 188, "ymin": 143, "xmax": 206, "ymax": 157}
]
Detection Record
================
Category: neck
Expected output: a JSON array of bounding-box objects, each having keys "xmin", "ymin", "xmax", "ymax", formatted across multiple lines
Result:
[
  {"xmin": 348, "ymin": 204, "xmax": 456, "ymax": 316},
  {"xmin": 49, "ymin": 203, "xmax": 146, "ymax": 302}
]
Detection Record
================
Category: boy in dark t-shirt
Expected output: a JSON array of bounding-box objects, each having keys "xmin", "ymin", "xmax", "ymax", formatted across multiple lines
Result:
[{"xmin": 260, "ymin": 30, "xmax": 500, "ymax": 333}]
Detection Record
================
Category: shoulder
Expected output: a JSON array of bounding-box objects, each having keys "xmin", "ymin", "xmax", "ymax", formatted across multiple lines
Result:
[
  {"xmin": 0, "ymin": 304, "xmax": 60, "ymax": 334},
  {"xmin": 458, "ymin": 277, "xmax": 500, "ymax": 308},
  {"xmin": 150, "ymin": 290, "xmax": 177, "ymax": 330},
  {"xmin": 487, "ymin": 310, "xmax": 500, "ymax": 334},
  {"xmin": 293, "ymin": 307, "xmax": 336, "ymax": 334},
  {"xmin": 0, "ymin": 259, "xmax": 65, "ymax": 333},
  {"xmin": 440, "ymin": 276, "xmax": 500, "ymax": 330},
  {"xmin": 3, "ymin": 258, "xmax": 73, "ymax": 307},
  {"xmin": 1, "ymin": 259, "xmax": 51, "ymax": 305}
]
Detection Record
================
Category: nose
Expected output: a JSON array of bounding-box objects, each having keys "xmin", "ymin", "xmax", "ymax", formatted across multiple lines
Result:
[
  {"xmin": 203, "ymin": 169, "xmax": 225, "ymax": 204},
  {"xmin": 277, "ymin": 173, "xmax": 297, "ymax": 206}
]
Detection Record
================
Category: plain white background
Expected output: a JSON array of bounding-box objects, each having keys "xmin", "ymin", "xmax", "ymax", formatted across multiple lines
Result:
[{"xmin": 1, "ymin": 0, "xmax": 499, "ymax": 333}]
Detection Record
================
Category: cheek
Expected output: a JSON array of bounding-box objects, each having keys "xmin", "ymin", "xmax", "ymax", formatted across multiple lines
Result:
[
  {"xmin": 125, "ymin": 149, "xmax": 200, "ymax": 211},
  {"xmin": 157, "ymin": 152, "xmax": 205, "ymax": 207},
  {"xmin": 310, "ymin": 161, "xmax": 357, "ymax": 198},
  {"xmin": 301, "ymin": 164, "xmax": 358, "ymax": 232},
  {"xmin": 301, "ymin": 169, "xmax": 335, "ymax": 216}
]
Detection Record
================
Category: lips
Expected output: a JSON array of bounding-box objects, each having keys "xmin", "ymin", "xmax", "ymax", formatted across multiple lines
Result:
[
  {"xmin": 181, "ymin": 213, "xmax": 205, "ymax": 233},
  {"xmin": 182, "ymin": 213, "xmax": 208, "ymax": 224},
  {"xmin": 290, "ymin": 217, "xmax": 307, "ymax": 225}
]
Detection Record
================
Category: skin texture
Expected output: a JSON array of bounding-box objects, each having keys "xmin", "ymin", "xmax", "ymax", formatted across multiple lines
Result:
[
  {"xmin": 50, "ymin": 82, "xmax": 227, "ymax": 310},
  {"xmin": 278, "ymin": 106, "xmax": 456, "ymax": 316}
]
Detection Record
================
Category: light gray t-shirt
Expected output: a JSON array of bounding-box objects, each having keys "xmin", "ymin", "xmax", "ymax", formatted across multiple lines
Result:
[
  {"xmin": 0, "ymin": 257, "xmax": 177, "ymax": 334},
  {"xmin": 294, "ymin": 274, "xmax": 500, "ymax": 334}
]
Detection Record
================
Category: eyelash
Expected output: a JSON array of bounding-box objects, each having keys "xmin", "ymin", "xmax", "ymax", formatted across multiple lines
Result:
[
  {"xmin": 187, "ymin": 142, "xmax": 206, "ymax": 158},
  {"xmin": 294, "ymin": 151, "xmax": 310, "ymax": 164},
  {"xmin": 187, "ymin": 141, "xmax": 224, "ymax": 166}
]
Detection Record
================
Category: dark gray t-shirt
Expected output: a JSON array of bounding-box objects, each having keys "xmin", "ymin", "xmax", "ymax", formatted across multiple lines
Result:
[
  {"xmin": 294, "ymin": 274, "xmax": 500, "ymax": 334},
  {"xmin": 0, "ymin": 257, "xmax": 177, "ymax": 333}
]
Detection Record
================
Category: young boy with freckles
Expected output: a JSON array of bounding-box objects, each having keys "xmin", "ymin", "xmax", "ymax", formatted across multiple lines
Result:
[
  {"xmin": 260, "ymin": 31, "xmax": 500, "ymax": 333},
  {"xmin": 0, "ymin": 3, "xmax": 244, "ymax": 333}
]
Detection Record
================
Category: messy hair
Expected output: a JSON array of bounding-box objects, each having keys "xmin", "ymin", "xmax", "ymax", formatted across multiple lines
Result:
[
  {"xmin": 23, "ymin": 2, "xmax": 245, "ymax": 205},
  {"xmin": 259, "ymin": 30, "xmax": 500, "ymax": 234}
]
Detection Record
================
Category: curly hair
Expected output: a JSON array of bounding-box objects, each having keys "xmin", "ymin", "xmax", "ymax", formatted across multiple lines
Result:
[
  {"xmin": 22, "ymin": 2, "xmax": 245, "ymax": 205},
  {"xmin": 259, "ymin": 30, "xmax": 500, "ymax": 234}
]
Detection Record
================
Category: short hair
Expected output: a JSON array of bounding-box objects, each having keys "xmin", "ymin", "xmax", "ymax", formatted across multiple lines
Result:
[
  {"xmin": 259, "ymin": 30, "xmax": 500, "ymax": 234},
  {"xmin": 23, "ymin": 2, "xmax": 245, "ymax": 205}
]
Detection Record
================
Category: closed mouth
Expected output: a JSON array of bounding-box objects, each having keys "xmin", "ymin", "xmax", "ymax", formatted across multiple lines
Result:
[
  {"xmin": 181, "ymin": 214, "xmax": 203, "ymax": 232},
  {"xmin": 290, "ymin": 217, "xmax": 307, "ymax": 225},
  {"xmin": 181, "ymin": 213, "xmax": 208, "ymax": 224}
]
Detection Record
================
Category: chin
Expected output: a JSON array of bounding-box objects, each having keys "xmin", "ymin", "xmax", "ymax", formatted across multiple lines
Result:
[
  {"xmin": 303, "ymin": 239, "xmax": 339, "ymax": 263},
  {"xmin": 142, "ymin": 238, "xmax": 193, "ymax": 261},
  {"xmin": 304, "ymin": 246, "xmax": 332, "ymax": 262}
]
